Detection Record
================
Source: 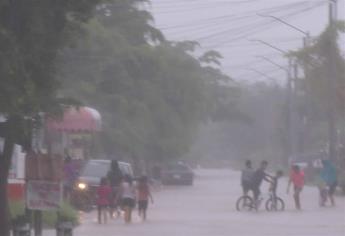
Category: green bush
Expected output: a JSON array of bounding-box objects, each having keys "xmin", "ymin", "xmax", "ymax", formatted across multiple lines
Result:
[{"xmin": 9, "ymin": 201, "xmax": 78, "ymax": 227}]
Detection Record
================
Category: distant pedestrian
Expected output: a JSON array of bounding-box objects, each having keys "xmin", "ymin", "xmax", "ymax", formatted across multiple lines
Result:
[
  {"xmin": 137, "ymin": 176, "xmax": 154, "ymax": 221},
  {"xmin": 241, "ymin": 160, "xmax": 255, "ymax": 196},
  {"xmin": 96, "ymin": 177, "xmax": 112, "ymax": 224},
  {"xmin": 152, "ymin": 165, "xmax": 162, "ymax": 189},
  {"xmin": 315, "ymin": 170, "xmax": 328, "ymax": 207},
  {"xmin": 287, "ymin": 165, "xmax": 305, "ymax": 210},
  {"xmin": 107, "ymin": 160, "xmax": 123, "ymax": 218},
  {"xmin": 320, "ymin": 160, "xmax": 337, "ymax": 206},
  {"xmin": 63, "ymin": 156, "xmax": 77, "ymax": 201},
  {"xmin": 120, "ymin": 174, "xmax": 136, "ymax": 223}
]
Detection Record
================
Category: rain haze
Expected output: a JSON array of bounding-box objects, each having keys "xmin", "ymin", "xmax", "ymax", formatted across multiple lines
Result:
[
  {"xmin": 150, "ymin": 0, "xmax": 345, "ymax": 83},
  {"xmin": 0, "ymin": 1, "xmax": 345, "ymax": 236}
]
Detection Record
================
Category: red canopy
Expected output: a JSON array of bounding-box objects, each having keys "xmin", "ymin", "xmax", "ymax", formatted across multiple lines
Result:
[{"xmin": 47, "ymin": 107, "xmax": 101, "ymax": 132}]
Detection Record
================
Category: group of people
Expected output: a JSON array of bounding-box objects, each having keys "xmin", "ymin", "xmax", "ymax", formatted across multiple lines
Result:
[
  {"xmin": 96, "ymin": 160, "xmax": 154, "ymax": 224},
  {"xmin": 241, "ymin": 159, "xmax": 338, "ymax": 210},
  {"xmin": 241, "ymin": 160, "xmax": 283, "ymax": 207}
]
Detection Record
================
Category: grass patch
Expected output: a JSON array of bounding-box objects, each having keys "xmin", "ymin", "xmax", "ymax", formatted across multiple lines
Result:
[{"xmin": 9, "ymin": 201, "xmax": 78, "ymax": 228}]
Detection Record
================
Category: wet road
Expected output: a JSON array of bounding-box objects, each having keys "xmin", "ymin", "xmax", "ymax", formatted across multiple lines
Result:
[{"xmin": 67, "ymin": 169, "xmax": 345, "ymax": 236}]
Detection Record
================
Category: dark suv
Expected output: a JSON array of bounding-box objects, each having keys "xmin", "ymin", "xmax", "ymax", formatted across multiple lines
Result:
[{"xmin": 71, "ymin": 160, "xmax": 133, "ymax": 211}]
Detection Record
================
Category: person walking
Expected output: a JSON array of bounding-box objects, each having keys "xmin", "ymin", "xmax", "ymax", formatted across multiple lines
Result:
[
  {"xmin": 96, "ymin": 177, "xmax": 112, "ymax": 224},
  {"xmin": 241, "ymin": 160, "xmax": 255, "ymax": 196},
  {"xmin": 137, "ymin": 176, "xmax": 154, "ymax": 221},
  {"xmin": 107, "ymin": 160, "xmax": 123, "ymax": 218},
  {"xmin": 320, "ymin": 160, "xmax": 337, "ymax": 206},
  {"xmin": 287, "ymin": 165, "xmax": 305, "ymax": 210},
  {"xmin": 63, "ymin": 156, "xmax": 77, "ymax": 201},
  {"xmin": 120, "ymin": 174, "xmax": 136, "ymax": 224}
]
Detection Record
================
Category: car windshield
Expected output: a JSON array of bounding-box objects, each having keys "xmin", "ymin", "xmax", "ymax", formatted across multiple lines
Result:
[{"xmin": 81, "ymin": 162, "xmax": 109, "ymax": 178}]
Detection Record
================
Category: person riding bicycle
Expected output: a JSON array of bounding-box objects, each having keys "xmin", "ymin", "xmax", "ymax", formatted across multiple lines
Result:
[
  {"xmin": 241, "ymin": 160, "xmax": 255, "ymax": 196},
  {"xmin": 251, "ymin": 160, "xmax": 271, "ymax": 203}
]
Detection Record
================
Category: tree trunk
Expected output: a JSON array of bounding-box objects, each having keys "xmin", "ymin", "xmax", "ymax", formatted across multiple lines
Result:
[{"xmin": 0, "ymin": 132, "xmax": 15, "ymax": 236}]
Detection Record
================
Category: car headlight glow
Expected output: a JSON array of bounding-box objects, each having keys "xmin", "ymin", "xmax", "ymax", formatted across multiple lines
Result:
[{"xmin": 77, "ymin": 182, "xmax": 87, "ymax": 190}]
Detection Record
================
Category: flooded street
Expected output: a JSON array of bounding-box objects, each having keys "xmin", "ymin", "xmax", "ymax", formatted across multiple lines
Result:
[{"xmin": 62, "ymin": 169, "xmax": 345, "ymax": 236}]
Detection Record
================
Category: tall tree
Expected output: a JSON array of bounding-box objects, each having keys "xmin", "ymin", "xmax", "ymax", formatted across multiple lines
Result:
[
  {"xmin": 57, "ymin": 3, "xmax": 234, "ymax": 168},
  {"xmin": 0, "ymin": 1, "xmax": 101, "ymax": 235}
]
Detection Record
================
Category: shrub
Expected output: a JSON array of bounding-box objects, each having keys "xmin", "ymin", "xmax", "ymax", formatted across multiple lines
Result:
[{"xmin": 9, "ymin": 201, "xmax": 78, "ymax": 227}]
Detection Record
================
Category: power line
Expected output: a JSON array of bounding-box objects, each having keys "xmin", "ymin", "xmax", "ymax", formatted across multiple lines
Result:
[{"xmin": 201, "ymin": 1, "xmax": 326, "ymax": 49}]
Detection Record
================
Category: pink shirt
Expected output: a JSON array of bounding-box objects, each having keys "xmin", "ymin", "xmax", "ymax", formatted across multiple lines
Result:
[
  {"xmin": 290, "ymin": 170, "xmax": 305, "ymax": 188},
  {"xmin": 97, "ymin": 185, "xmax": 111, "ymax": 206}
]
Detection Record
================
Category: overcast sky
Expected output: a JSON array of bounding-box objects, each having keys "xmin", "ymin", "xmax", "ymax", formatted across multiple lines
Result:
[{"xmin": 148, "ymin": 0, "xmax": 345, "ymax": 84}]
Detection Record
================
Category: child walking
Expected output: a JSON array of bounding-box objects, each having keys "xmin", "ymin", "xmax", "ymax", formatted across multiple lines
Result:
[
  {"xmin": 120, "ymin": 174, "xmax": 136, "ymax": 223},
  {"xmin": 96, "ymin": 177, "xmax": 112, "ymax": 224},
  {"xmin": 137, "ymin": 176, "xmax": 154, "ymax": 221},
  {"xmin": 287, "ymin": 165, "xmax": 305, "ymax": 210}
]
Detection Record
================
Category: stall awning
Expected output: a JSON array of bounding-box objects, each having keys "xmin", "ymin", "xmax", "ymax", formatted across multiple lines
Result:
[{"xmin": 47, "ymin": 106, "xmax": 101, "ymax": 132}]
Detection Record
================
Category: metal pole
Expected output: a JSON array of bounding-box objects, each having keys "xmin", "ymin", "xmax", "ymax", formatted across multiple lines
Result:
[{"xmin": 328, "ymin": 0, "xmax": 338, "ymax": 161}]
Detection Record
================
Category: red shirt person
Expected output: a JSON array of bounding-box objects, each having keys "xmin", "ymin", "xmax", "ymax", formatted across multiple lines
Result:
[
  {"xmin": 96, "ymin": 178, "xmax": 112, "ymax": 224},
  {"xmin": 137, "ymin": 176, "xmax": 153, "ymax": 221},
  {"xmin": 287, "ymin": 165, "xmax": 305, "ymax": 210}
]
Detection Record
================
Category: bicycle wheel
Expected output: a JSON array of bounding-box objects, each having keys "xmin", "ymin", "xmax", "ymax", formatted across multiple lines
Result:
[
  {"xmin": 236, "ymin": 195, "xmax": 254, "ymax": 211},
  {"xmin": 265, "ymin": 197, "xmax": 285, "ymax": 211}
]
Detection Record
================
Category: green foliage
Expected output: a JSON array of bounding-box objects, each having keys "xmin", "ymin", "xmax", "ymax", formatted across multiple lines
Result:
[
  {"xmin": 0, "ymin": 0, "xmax": 102, "ymax": 117},
  {"xmin": 9, "ymin": 201, "xmax": 78, "ymax": 227},
  {"xmin": 291, "ymin": 21, "xmax": 345, "ymax": 117},
  {"xmin": 0, "ymin": 2, "xmax": 103, "ymax": 235},
  {"xmin": 57, "ymin": 2, "xmax": 236, "ymax": 162}
]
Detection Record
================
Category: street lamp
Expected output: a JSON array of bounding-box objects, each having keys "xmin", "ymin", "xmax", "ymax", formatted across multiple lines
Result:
[
  {"xmin": 248, "ymin": 38, "xmax": 296, "ymax": 162},
  {"xmin": 246, "ymin": 68, "xmax": 276, "ymax": 82},
  {"xmin": 248, "ymin": 39, "xmax": 288, "ymax": 55},
  {"xmin": 255, "ymin": 55, "xmax": 288, "ymax": 72},
  {"xmin": 257, "ymin": 13, "xmax": 309, "ymax": 37}
]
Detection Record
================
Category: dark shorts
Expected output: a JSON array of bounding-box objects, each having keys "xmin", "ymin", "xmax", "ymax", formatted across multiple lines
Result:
[
  {"xmin": 110, "ymin": 187, "xmax": 120, "ymax": 207},
  {"xmin": 242, "ymin": 182, "xmax": 252, "ymax": 194},
  {"xmin": 328, "ymin": 182, "xmax": 337, "ymax": 195},
  {"xmin": 294, "ymin": 186, "xmax": 303, "ymax": 194},
  {"xmin": 97, "ymin": 205, "xmax": 108, "ymax": 212},
  {"xmin": 121, "ymin": 198, "xmax": 135, "ymax": 208},
  {"xmin": 251, "ymin": 186, "xmax": 260, "ymax": 200},
  {"xmin": 138, "ymin": 200, "xmax": 148, "ymax": 211}
]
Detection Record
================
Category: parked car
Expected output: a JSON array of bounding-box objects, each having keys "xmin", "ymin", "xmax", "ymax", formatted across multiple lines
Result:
[
  {"xmin": 71, "ymin": 159, "xmax": 133, "ymax": 211},
  {"xmin": 161, "ymin": 163, "xmax": 194, "ymax": 186}
]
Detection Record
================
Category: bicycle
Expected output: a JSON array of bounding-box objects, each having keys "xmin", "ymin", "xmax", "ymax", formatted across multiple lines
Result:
[
  {"xmin": 236, "ymin": 194, "xmax": 263, "ymax": 211},
  {"xmin": 265, "ymin": 191, "xmax": 285, "ymax": 211},
  {"xmin": 236, "ymin": 192, "xmax": 284, "ymax": 212},
  {"xmin": 236, "ymin": 195, "xmax": 255, "ymax": 211}
]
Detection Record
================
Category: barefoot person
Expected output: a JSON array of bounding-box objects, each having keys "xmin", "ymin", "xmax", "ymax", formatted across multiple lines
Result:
[
  {"xmin": 137, "ymin": 176, "xmax": 154, "ymax": 221},
  {"xmin": 320, "ymin": 160, "xmax": 338, "ymax": 206},
  {"xmin": 241, "ymin": 160, "xmax": 255, "ymax": 196},
  {"xmin": 107, "ymin": 160, "xmax": 123, "ymax": 218},
  {"xmin": 120, "ymin": 174, "xmax": 136, "ymax": 223},
  {"xmin": 96, "ymin": 177, "xmax": 112, "ymax": 224},
  {"xmin": 287, "ymin": 165, "xmax": 305, "ymax": 210}
]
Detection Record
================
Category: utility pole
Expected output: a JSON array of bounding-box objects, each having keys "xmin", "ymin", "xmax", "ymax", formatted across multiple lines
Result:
[
  {"xmin": 257, "ymin": 13, "xmax": 311, "ymax": 156},
  {"xmin": 328, "ymin": 0, "xmax": 338, "ymax": 161}
]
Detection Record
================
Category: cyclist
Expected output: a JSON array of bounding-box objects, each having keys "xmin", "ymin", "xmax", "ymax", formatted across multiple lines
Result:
[
  {"xmin": 251, "ymin": 160, "xmax": 272, "ymax": 204},
  {"xmin": 241, "ymin": 160, "xmax": 255, "ymax": 196}
]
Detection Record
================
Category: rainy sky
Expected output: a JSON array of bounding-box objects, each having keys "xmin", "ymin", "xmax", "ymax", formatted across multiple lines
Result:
[{"xmin": 148, "ymin": 0, "xmax": 345, "ymax": 83}]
